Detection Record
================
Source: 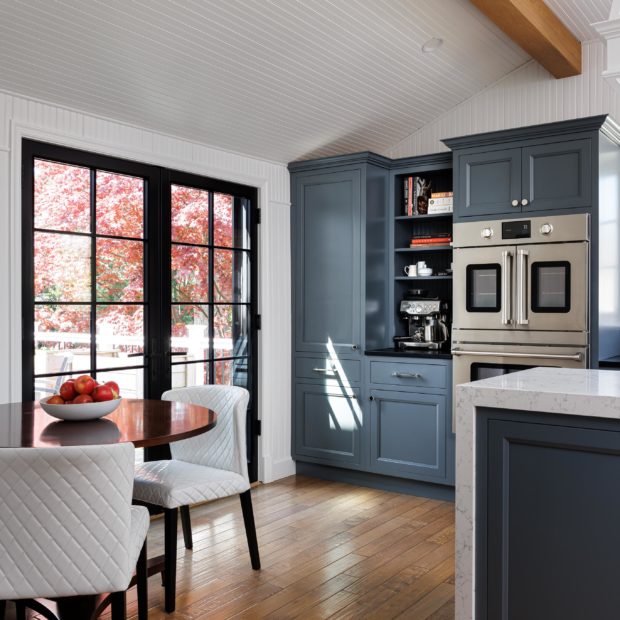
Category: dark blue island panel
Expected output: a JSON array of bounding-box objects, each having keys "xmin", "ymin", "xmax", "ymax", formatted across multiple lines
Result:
[{"xmin": 476, "ymin": 407, "xmax": 620, "ymax": 620}]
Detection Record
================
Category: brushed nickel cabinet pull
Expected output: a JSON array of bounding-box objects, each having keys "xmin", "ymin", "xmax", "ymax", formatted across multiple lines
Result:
[{"xmin": 391, "ymin": 372, "xmax": 421, "ymax": 379}]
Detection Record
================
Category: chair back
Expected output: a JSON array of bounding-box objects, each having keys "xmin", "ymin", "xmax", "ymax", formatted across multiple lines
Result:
[
  {"xmin": 0, "ymin": 443, "xmax": 135, "ymax": 600},
  {"xmin": 161, "ymin": 385, "xmax": 250, "ymax": 481}
]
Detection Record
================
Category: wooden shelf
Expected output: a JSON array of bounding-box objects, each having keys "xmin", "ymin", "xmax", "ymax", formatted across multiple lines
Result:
[
  {"xmin": 394, "ymin": 276, "xmax": 452, "ymax": 281},
  {"xmin": 395, "ymin": 213, "xmax": 453, "ymax": 221},
  {"xmin": 395, "ymin": 245, "xmax": 453, "ymax": 253}
]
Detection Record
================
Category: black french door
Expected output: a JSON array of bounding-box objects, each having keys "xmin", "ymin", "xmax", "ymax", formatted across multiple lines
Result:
[{"xmin": 22, "ymin": 140, "xmax": 259, "ymax": 481}]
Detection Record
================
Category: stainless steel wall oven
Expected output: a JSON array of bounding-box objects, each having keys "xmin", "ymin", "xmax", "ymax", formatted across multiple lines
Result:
[{"xmin": 451, "ymin": 214, "xmax": 590, "ymax": 426}]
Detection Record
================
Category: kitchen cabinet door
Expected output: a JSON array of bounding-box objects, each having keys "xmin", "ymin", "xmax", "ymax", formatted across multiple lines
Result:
[
  {"xmin": 456, "ymin": 148, "xmax": 522, "ymax": 219},
  {"xmin": 293, "ymin": 169, "xmax": 362, "ymax": 355},
  {"xmin": 522, "ymin": 139, "xmax": 592, "ymax": 212},
  {"xmin": 294, "ymin": 382, "xmax": 364, "ymax": 467},
  {"xmin": 369, "ymin": 389, "xmax": 447, "ymax": 482}
]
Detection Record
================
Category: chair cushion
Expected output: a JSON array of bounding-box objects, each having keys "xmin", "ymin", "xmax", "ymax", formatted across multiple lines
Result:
[
  {"xmin": 128, "ymin": 506, "xmax": 149, "ymax": 572},
  {"xmin": 133, "ymin": 460, "xmax": 250, "ymax": 509}
]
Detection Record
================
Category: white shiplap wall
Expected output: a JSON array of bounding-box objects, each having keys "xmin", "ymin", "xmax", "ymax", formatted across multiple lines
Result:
[
  {"xmin": 0, "ymin": 90, "xmax": 294, "ymax": 482},
  {"xmin": 386, "ymin": 40, "xmax": 619, "ymax": 158}
]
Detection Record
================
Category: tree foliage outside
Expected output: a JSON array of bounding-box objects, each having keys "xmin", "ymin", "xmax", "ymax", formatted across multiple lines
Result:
[{"xmin": 33, "ymin": 160, "xmax": 240, "ymax": 369}]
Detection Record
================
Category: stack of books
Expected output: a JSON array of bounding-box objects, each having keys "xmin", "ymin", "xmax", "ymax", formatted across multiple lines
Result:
[
  {"xmin": 403, "ymin": 175, "xmax": 432, "ymax": 215},
  {"xmin": 428, "ymin": 191, "xmax": 453, "ymax": 214},
  {"xmin": 410, "ymin": 234, "xmax": 452, "ymax": 248}
]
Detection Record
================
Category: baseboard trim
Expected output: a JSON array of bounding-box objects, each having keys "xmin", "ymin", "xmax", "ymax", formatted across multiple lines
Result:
[
  {"xmin": 261, "ymin": 456, "xmax": 296, "ymax": 483},
  {"xmin": 296, "ymin": 462, "xmax": 455, "ymax": 502}
]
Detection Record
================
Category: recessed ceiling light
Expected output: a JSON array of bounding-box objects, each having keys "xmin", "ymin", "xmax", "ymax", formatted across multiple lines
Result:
[{"xmin": 422, "ymin": 37, "xmax": 443, "ymax": 53}]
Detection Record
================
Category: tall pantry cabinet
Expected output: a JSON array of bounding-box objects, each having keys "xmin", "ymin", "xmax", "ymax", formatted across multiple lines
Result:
[{"xmin": 289, "ymin": 153, "xmax": 390, "ymax": 469}]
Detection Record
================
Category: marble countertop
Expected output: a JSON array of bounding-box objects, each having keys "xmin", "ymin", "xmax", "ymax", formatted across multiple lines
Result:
[{"xmin": 456, "ymin": 367, "xmax": 620, "ymax": 420}]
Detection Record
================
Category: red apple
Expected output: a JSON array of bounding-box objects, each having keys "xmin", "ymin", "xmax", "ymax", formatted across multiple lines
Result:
[
  {"xmin": 105, "ymin": 381, "xmax": 120, "ymax": 397},
  {"xmin": 47, "ymin": 395, "xmax": 65, "ymax": 405},
  {"xmin": 59, "ymin": 380, "xmax": 77, "ymax": 401},
  {"xmin": 73, "ymin": 394, "xmax": 94, "ymax": 404},
  {"xmin": 74, "ymin": 375, "xmax": 96, "ymax": 395},
  {"xmin": 92, "ymin": 385, "xmax": 114, "ymax": 402}
]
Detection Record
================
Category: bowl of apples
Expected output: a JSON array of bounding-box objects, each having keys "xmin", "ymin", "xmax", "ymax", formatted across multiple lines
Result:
[{"xmin": 40, "ymin": 376, "xmax": 123, "ymax": 421}]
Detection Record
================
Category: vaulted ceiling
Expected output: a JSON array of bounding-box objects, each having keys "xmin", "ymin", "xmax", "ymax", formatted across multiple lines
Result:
[{"xmin": 0, "ymin": 0, "xmax": 612, "ymax": 164}]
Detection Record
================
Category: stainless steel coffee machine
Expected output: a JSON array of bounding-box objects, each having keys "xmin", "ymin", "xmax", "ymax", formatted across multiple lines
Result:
[{"xmin": 394, "ymin": 295, "xmax": 450, "ymax": 350}]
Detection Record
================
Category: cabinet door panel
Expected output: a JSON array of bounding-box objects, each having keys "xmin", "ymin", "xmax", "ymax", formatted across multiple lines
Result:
[
  {"xmin": 522, "ymin": 138, "xmax": 591, "ymax": 211},
  {"xmin": 370, "ymin": 389, "xmax": 446, "ymax": 481},
  {"xmin": 294, "ymin": 170, "xmax": 362, "ymax": 354},
  {"xmin": 457, "ymin": 148, "xmax": 521, "ymax": 218},
  {"xmin": 294, "ymin": 382, "xmax": 362, "ymax": 466}
]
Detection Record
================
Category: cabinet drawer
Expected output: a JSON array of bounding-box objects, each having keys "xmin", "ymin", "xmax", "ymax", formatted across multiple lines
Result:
[
  {"xmin": 369, "ymin": 360, "xmax": 447, "ymax": 389},
  {"xmin": 296, "ymin": 356, "xmax": 361, "ymax": 383}
]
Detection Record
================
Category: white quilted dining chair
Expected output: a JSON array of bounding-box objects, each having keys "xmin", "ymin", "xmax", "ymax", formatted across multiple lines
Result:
[
  {"xmin": 0, "ymin": 443, "xmax": 149, "ymax": 620},
  {"xmin": 133, "ymin": 385, "xmax": 260, "ymax": 613}
]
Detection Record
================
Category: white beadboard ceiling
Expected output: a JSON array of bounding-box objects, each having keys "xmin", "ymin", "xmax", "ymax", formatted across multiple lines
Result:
[{"xmin": 0, "ymin": 1, "xmax": 612, "ymax": 164}]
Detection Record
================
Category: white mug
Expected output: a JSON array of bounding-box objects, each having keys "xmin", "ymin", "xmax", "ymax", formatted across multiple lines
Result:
[
  {"xmin": 416, "ymin": 260, "xmax": 427, "ymax": 272},
  {"xmin": 404, "ymin": 264, "xmax": 417, "ymax": 277}
]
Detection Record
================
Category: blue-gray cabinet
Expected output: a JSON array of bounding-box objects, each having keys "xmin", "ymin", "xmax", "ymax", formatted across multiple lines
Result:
[
  {"xmin": 290, "ymin": 153, "xmax": 391, "ymax": 357},
  {"xmin": 477, "ymin": 408, "xmax": 620, "ymax": 620},
  {"xmin": 444, "ymin": 117, "xmax": 605, "ymax": 221},
  {"xmin": 366, "ymin": 356, "xmax": 454, "ymax": 485},
  {"xmin": 369, "ymin": 389, "xmax": 447, "ymax": 482},
  {"xmin": 294, "ymin": 381, "xmax": 364, "ymax": 468}
]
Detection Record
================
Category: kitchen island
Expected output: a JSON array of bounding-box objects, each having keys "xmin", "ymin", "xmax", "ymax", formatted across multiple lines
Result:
[{"xmin": 456, "ymin": 367, "xmax": 620, "ymax": 620}]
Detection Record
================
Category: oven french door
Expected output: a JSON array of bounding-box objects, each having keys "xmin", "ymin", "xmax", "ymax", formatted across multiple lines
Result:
[{"xmin": 453, "ymin": 242, "xmax": 588, "ymax": 332}]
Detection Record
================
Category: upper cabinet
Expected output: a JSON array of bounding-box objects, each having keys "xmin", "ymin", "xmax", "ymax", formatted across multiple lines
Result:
[
  {"xmin": 289, "ymin": 154, "xmax": 391, "ymax": 356},
  {"xmin": 445, "ymin": 116, "xmax": 605, "ymax": 221}
]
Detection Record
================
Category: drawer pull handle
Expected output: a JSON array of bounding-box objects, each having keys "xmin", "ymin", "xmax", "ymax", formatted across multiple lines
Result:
[
  {"xmin": 391, "ymin": 372, "xmax": 421, "ymax": 379},
  {"xmin": 312, "ymin": 367, "xmax": 338, "ymax": 374}
]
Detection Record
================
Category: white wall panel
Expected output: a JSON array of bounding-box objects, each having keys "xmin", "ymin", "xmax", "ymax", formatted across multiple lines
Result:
[
  {"xmin": 386, "ymin": 41, "xmax": 619, "ymax": 159},
  {"xmin": 0, "ymin": 90, "xmax": 293, "ymax": 482}
]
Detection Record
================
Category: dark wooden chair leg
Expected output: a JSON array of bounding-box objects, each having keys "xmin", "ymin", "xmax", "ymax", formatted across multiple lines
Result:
[
  {"xmin": 164, "ymin": 507, "xmax": 178, "ymax": 613},
  {"xmin": 137, "ymin": 539, "xmax": 148, "ymax": 620},
  {"xmin": 110, "ymin": 591, "xmax": 126, "ymax": 620},
  {"xmin": 239, "ymin": 490, "xmax": 260, "ymax": 570},
  {"xmin": 180, "ymin": 504, "xmax": 193, "ymax": 550},
  {"xmin": 0, "ymin": 600, "xmax": 5, "ymax": 620},
  {"xmin": 14, "ymin": 600, "xmax": 26, "ymax": 620}
]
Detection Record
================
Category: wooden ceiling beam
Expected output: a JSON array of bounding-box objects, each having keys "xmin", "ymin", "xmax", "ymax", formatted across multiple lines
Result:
[{"xmin": 470, "ymin": 0, "xmax": 581, "ymax": 78}]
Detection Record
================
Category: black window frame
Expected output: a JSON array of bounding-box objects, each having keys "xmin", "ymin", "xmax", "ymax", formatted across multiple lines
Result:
[
  {"xmin": 531, "ymin": 260, "xmax": 571, "ymax": 313},
  {"xmin": 22, "ymin": 139, "xmax": 260, "ymax": 481},
  {"xmin": 466, "ymin": 263, "xmax": 502, "ymax": 313}
]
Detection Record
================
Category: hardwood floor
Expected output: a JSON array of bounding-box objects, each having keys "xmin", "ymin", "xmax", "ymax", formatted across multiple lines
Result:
[{"xmin": 17, "ymin": 475, "xmax": 455, "ymax": 620}]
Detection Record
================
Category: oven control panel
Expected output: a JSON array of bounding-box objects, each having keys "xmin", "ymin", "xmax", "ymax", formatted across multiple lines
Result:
[{"xmin": 502, "ymin": 220, "xmax": 531, "ymax": 239}]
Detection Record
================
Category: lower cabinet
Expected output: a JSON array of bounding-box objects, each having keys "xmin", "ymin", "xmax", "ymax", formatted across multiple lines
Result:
[
  {"xmin": 294, "ymin": 381, "xmax": 363, "ymax": 467},
  {"xmin": 369, "ymin": 389, "xmax": 447, "ymax": 482},
  {"xmin": 292, "ymin": 355, "xmax": 454, "ymax": 485}
]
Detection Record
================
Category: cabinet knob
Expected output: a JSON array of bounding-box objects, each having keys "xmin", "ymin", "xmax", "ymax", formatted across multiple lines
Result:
[
  {"xmin": 351, "ymin": 344, "xmax": 359, "ymax": 350},
  {"xmin": 521, "ymin": 198, "xmax": 529, "ymax": 206},
  {"xmin": 511, "ymin": 199, "xmax": 519, "ymax": 207},
  {"xmin": 369, "ymin": 395, "xmax": 375, "ymax": 401}
]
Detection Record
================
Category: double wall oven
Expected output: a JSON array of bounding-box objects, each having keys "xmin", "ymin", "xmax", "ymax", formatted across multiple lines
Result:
[{"xmin": 452, "ymin": 213, "xmax": 589, "ymax": 418}]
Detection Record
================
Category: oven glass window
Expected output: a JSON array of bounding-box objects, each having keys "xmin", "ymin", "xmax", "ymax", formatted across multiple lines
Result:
[
  {"xmin": 466, "ymin": 264, "xmax": 501, "ymax": 312},
  {"xmin": 531, "ymin": 261, "xmax": 570, "ymax": 313},
  {"xmin": 471, "ymin": 363, "xmax": 533, "ymax": 381}
]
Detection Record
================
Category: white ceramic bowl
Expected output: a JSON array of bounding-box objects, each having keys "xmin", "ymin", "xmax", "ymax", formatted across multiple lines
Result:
[
  {"xmin": 39, "ymin": 396, "xmax": 122, "ymax": 421},
  {"xmin": 418, "ymin": 267, "xmax": 433, "ymax": 277}
]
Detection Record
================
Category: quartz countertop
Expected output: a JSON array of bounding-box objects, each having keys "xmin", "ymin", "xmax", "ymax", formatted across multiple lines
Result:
[
  {"xmin": 456, "ymin": 367, "xmax": 620, "ymax": 420},
  {"xmin": 455, "ymin": 367, "xmax": 620, "ymax": 620}
]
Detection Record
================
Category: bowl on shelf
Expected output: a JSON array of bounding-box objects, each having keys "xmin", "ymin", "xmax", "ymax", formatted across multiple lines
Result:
[
  {"xmin": 418, "ymin": 267, "xmax": 433, "ymax": 277},
  {"xmin": 39, "ymin": 396, "xmax": 123, "ymax": 421}
]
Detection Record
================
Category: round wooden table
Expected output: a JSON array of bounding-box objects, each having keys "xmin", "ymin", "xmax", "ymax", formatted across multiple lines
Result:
[
  {"xmin": 0, "ymin": 398, "xmax": 217, "ymax": 448},
  {"xmin": 0, "ymin": 398, "xmax": 217, "ymax": 620}
]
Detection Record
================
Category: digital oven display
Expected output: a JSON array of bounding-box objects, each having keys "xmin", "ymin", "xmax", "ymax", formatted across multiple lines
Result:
[{"xmin": 502, "ymin": 220, "xmax": 531, "ymax": 239}]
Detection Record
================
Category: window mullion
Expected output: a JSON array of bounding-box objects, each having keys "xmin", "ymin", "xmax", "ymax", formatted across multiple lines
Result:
[{"xmin": 90, "ymin": 169, "xmax": 97, "ymax": 379}]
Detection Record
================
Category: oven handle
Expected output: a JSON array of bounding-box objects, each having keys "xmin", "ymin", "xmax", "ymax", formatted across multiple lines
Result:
[
  {"xmin": 451, "ymin": 348, "xmax": 583, "ymax": 362},
  {"xmin": 501, "ymin": 250, "xmax": 512, "ymax": 325},
  {"xmin": 516, "ymin": 249, "xmax": 529, "ymax": 325}
]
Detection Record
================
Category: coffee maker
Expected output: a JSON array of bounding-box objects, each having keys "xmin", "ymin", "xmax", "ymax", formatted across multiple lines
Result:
[{"xmin": 393, "ymin": 291, "xmax": 450, "ymax": 350}]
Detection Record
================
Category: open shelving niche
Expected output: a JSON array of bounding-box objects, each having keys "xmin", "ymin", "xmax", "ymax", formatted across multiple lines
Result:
[{"xmin": 390, "ymin": 161, "xmax": 453, "ymax": 341}]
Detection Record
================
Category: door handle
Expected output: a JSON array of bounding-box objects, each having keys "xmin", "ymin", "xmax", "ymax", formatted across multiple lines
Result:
[
  {"xmin": 391, "ymin": 372, "xmax": 421, "ymax": 379},
  {"xmin": 501, "ymin": 250, "xmax": 512, "ymax": 325},
  {"xmin": 516, "ymin": 249, "xmax": 529, "ymax": 325},
  {"xmin": 451, "ymin": 349, "xmax": 583, "ymax": 362}
]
